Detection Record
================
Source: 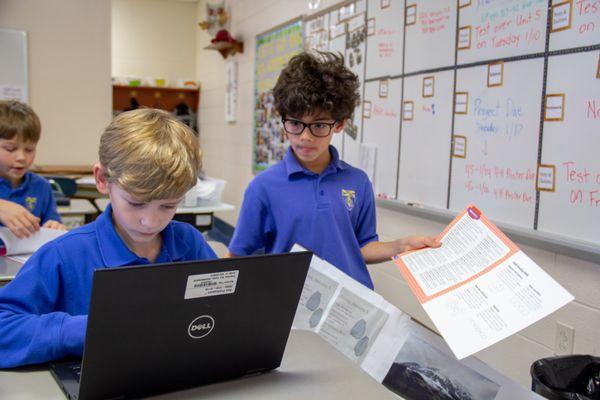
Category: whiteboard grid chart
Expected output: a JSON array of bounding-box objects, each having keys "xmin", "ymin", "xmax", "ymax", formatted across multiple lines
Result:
[{"xmin": 256, "ymin": 0, "xmax": 600, "ymax": 256}]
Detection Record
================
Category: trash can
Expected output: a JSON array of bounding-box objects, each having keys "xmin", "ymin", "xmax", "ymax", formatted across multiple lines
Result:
[{"xmin": 531, "ymin": 355, "xmax": 600, "ymax": 399}]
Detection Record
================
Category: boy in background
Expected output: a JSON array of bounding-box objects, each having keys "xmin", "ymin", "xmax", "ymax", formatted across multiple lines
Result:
[
  {"xmin": 0, "ymin": 100, "xmax": 66, "ymax": 237},
  {"xmin": 228, "ymin": 52, "xmax": 439, "ymax": 289},
  {"xmin": 0, "ymin": 108, "xmax": 217, "ymax": 368}
]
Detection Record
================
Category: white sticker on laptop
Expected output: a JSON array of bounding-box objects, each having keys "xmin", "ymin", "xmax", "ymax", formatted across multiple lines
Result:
[{"xmin": 184, "ymin": 270, "xmax": 239, "ymax": 299}]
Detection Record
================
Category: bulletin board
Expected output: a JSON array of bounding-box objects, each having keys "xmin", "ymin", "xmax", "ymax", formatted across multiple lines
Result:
[
  {"xmin": 0, "ymin": 28, "xmax": 28, "ymax": 102},
  {"xmin": 253, "ymin": 18, "xmax": 303, "ymax": 173},
  {"xmin": 255, "ymin": 0, "xmax": 600, "ymax": 258}
]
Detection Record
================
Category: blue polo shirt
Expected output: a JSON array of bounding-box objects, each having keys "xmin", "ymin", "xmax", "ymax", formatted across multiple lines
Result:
[
  {"xmin": 230, "ymin": 146, "xmax": 378, "ymax": 288},
  {"xmin": 0, "ymin": 204, "xmax": 217, "ymax": 368},
  {"xmin": 0, "ymin": 171, "xmax": 61, "ymax": 224}
]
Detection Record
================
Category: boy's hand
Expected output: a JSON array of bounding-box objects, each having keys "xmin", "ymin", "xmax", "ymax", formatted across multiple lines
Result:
[
  {"xmin": 0, "ymin": 199, "xmax": 41, "ymax": 238},
  {"xmin": 400, "ymin": 235, "xmax": 441, "ymax": 252},
  {"xmin": 43, "ymin": 220, "xmax": 68, "ymax": 231}
]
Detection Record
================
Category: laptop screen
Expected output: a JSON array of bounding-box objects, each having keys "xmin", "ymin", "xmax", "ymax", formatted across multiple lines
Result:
[{"xmin": 76, "ymin": 251, "xmax": 312, "ymax": 400}]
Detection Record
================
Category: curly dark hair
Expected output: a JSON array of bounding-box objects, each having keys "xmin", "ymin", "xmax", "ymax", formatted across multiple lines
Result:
[{"xmin": 273, "ymin": 51, "xmax": 360, "ymax": 121}]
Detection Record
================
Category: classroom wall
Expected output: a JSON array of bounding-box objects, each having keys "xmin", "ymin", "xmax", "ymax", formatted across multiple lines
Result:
[
  {"xmin": 195, "ymin": 0, "xmax": 600, "ymax": 388},
  {"xmin": 112, "ymin": 0, "xmax": 198, "ymax": 84},
  {"xmin": 0, "ymin": 0, "xmax": 112, "ymax": 165}
]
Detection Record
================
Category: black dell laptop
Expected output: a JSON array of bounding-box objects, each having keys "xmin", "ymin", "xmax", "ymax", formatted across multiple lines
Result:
[{"xmin": 50, "ymin": 251, "xmax": 312, "ymax": 400}]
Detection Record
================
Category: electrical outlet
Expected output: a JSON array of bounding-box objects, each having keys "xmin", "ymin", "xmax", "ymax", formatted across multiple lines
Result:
[{"xmin": 555, "ymin": 322, "xmax": 575, "ymax": 355}]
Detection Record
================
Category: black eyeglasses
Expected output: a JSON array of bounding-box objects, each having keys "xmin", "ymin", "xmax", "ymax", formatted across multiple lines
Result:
[{"xmin": 281, "ymin": 118, "xmax": 338, "ymax": 138}]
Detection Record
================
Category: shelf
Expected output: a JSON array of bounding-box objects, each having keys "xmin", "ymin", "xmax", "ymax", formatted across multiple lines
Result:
[
  {"xmin": 204, "ymin": 40, "xmax": 244, "ymax": 58},
  {"xmin": 112, "ymin": 85, "xmax": 200, "ymax": 111}
]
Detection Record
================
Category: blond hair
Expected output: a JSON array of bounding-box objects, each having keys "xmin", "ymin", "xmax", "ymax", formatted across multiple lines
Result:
[
  {"xmin": 0, "ymin": 100, "xmax": 41, "ymax": 142},
  {"xmin": 99, "ymin": 108, "xmax": 201, "ymax": 201}
]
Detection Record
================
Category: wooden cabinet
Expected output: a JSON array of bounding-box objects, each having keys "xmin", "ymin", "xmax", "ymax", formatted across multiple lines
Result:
[
  {"xmin": 112, "ymin": 85, "xmax": 200, "ymax": 131},
  {"xmin": 112, "ymin": 85, "xmax": 199, "ymax": 112}
]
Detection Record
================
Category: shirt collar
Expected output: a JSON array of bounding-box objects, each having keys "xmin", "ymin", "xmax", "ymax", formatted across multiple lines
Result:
[
  {"xmin": 96, "ymin": 204, "xmax": 188, "ymax": 267},
  {"xmin": 284, "ymin": 145, "xmax": 346, "ymax": 178},
  {"xmin": 0, "ymin": 171, "xmax": 32, "ymax": 192}
]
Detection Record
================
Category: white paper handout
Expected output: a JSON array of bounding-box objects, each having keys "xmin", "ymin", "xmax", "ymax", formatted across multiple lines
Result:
[
  {"xmin": 291, "ymin": 244, "xmax": 544, "ymax": 399},
  {"xmin": 0, "ymin": 227, "xmax": 66, "ymax": 262},
  {"xmin": 393, "ymin": 204, "xmax": 574, "ymax": 359},
  {"xmin": 291, "ymin": 244, "xmax": 411, "ymax": 381}
]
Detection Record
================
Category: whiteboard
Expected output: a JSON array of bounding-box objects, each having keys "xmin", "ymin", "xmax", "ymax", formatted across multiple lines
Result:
[
  {"xmin": 288, "ymin": 0, "xmax": 600, "ymax": 253},
  {"xmin": 549, "ymin": 0, "xmax": 600, "ymax": 51},
  {"xmin": 398, "ymin": 70, "xmax": 454, "ymax": 210},
  {"xmin": 537, "ymin": 51, "xmax": 600, "ymax": 244},
  {"xmin": 365, "ymin": 0, "xmax": 404, "ymax": 79},
  {"xmin": 449, "ymin": 58, "xmax": 544, "ymax": 228},
  {"xmin": 0, "ymin": 29, "xmax": 28, "ymax": 102},
  {"xmin": 457, "ymin": 0, "xmax": 547, "ymax": 65},
  {"xmin": 362, "ymin": 78, "xmax": 402, "ymax": 198},
  {"xmin": 403, "ymin": 0, "xmax": 456, "ymax": 73}
]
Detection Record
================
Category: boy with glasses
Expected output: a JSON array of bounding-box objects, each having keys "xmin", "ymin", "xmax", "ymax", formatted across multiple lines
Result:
[{"xmin": 228, "ymin": 52, "xmax": 439, "ymax": 289}]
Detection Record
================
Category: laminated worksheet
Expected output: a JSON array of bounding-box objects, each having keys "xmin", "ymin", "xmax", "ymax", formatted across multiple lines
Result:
[
  {"xmin": 393, "ymin": 204, "xmax": 574, "ymax": 359},
  {"xmin": 291, "ymin": 245, "xmax": 410, "ymax": 380},
  {"xmin": 291, "ymin": 243, "xmax": 544, "ymax": 399},
  {"xmin": 0, "ymin": 227, "xmax": 66, "ymax": 263}
]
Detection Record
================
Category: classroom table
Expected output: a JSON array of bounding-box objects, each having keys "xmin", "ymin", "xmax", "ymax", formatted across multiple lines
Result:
[
  {"xmin": 0, "ymin": 256, "xmax": 23, "ymax": 285},
  {"xmin": 0, "ymin": 330, "xmax": 398, "ymax": 400},
  {"xmin": 57, "ymin": 199, "xmax": 98, "ymax": 229},
  {"xmin": 94, "ymin": 198, "xmax": 235, "ymax": 232}
]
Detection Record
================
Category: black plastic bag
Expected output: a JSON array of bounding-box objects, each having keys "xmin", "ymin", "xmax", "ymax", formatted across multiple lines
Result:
[{"xmin": 531, "ymin": 355, "xmax": 600, "ymax": 400}]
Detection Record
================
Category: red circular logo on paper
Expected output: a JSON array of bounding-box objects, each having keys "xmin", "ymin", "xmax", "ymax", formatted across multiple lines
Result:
[{"xmin": 467, "ymin": 206, "xmax": 481, "ymax": 220}]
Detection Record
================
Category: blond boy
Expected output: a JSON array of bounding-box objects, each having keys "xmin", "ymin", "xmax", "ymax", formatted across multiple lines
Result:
[{"xmin": 0, "ymin": 108, "xmax": 216, "ymax": 368}]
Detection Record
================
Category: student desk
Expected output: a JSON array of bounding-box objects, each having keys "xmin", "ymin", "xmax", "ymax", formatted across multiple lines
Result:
[
  {"xmin": 94, "ymin": 198, "xmax": 235, "ymax": 232},
  {"xmin": 0, "ymin": 330, "xmax": 398, "ymax": 399},
  {"xmin": 58, "ymin": 199, "xmax": 98, "ymax": 229},
  {"xmin": 0, "ymin": 256, "xmax": 22, "ymax": 286}
]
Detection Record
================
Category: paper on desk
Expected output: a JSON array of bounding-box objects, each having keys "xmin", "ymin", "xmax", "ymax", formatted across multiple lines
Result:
[
  {"xmin": 393, "ymin": 204, "xmax": 574, "ymax": 359},
  {"xmin": 0, "ymin": 227, "xmax": 66, "ymax": 256},
  {"xmin": 291, "ymin": 244, "xmax": 410, "ymax": 381}
]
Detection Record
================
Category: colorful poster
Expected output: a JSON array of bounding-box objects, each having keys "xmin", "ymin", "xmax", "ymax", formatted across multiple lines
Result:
[{"xmin": 253, "ymin": 19, "xmax": 303, "ymax": 173}]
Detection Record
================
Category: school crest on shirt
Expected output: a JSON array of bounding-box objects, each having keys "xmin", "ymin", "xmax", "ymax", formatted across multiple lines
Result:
[
  {"xmin": 25, "ymin": 196, "xmax": 37, "ymax": 211},
  {"xmin": 341, "ymin": 189, "xmax": 356, "ymax": 211}
]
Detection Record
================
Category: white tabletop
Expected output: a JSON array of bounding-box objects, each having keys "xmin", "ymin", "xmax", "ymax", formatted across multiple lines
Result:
[
  {"xmin": 57, "ymin": 199, "xmax": 97, "ymax": 215},
  {"xmin": 0, "ymin": 256, "xmax": 23, "ymax": 282},
  {"xmin": 0, "ymin": 330, "xmax": 398, "ymax": 400},
  {"xmin": 94, "ymin": 198, "xmax": 234, "ymax": 214}
]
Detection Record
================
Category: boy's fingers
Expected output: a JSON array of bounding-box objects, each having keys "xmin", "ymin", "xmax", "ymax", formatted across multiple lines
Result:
[
  {"xmin": 429, "ymin": 237, "xmax": 442, "ymax": 247},
  {"xmin": 18, "ymin": 215, "xmax": 40, "ymax": 235},
  {"xmin": 8, "ymin": 222, "xmax": 27, "ymax": 239}
]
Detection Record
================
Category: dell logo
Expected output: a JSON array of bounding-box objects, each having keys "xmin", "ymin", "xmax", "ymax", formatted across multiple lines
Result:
[{"xmin": 188, "ymin": 315, "xmax": 215, "ymax": 339}]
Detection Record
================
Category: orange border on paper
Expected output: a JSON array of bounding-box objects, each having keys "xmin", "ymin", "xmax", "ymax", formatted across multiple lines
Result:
[
  {"xmin": 379, "ymin": 79, "xmax": 389, "ymax": 98},
  {"xmin": 403, "ymin": 101, "xmax": 414, "ymax": 120},
  {"xmin": 393, "ymin": 205, "xmax": 520, "ymax": 304},
  {"xmin": 487, "ymin": 61, "xmax": 504, "ymax": 87},
  {"xmin": 544, "ymin": 93, "xmax": 566, "ymax": 121},
  {"xmin": 537, "ymin": 164, "xmax": 556, "ymax": 192},
  {"xmin": 422, "ymin": 76, "xmax": 435, "ymax": 98},
  {"xmin": 455, "ymin": 92, "xmax": 469, "ymax": 114},
  {"xmin": 405, "ymin": 4, "xmax": 417, "ymax": 26},
  {"xmin": 458, "ymin": 26, "xmax": 472, "ymax": 50},
  {"xmin": 367, "ymin": 17, "xmax": 376, "ymax": 36},
  {"xmin": 551, "ymin": 0, "xmax": 573, "ymax": 33},
  {"xmin": 452, "ymin": 135, "xmax": 467, "ymax": 158},
  {"xmin": 363, "ymin": 100, "xmax": 372, "ymax": 118}
]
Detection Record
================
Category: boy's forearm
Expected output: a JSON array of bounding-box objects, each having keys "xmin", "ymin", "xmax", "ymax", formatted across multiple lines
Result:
[
  {"xmin": 0, "ymin": 311, "xmax": 86, "ymax": 368},
  {"xmin": 361, "ymin": 240, "xmax": 405, "ymax": 264}
]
